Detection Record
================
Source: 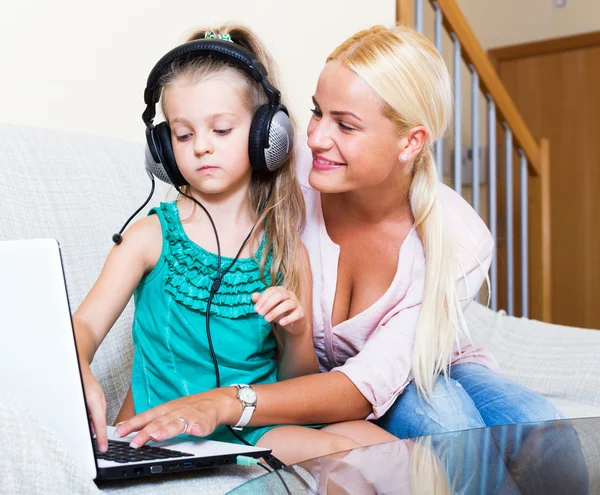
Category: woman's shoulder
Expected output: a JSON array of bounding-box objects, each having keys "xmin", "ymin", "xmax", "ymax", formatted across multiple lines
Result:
[{"xmin": 438, "ymin": 183, "xmax": 494, "ymax": 261}]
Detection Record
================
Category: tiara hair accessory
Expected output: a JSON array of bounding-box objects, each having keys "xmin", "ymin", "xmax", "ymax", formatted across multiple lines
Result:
[{"xmin": 204, "ymin": 30, "xmax": 233, "ymax": 43}]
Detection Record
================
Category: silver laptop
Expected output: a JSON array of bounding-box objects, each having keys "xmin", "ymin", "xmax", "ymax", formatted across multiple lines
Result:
[{"xmin": 0, "ymin": 238, "xmax": 270, "ymax": 481}]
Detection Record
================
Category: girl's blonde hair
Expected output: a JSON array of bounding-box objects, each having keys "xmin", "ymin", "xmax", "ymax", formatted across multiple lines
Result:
[
  {"xmin": 158, "ymin": 25, "xmax": 305, "ymax": 347},
  {"xmin": 328, "ymin": 25, "xmax": 469, "ymax": 397}
]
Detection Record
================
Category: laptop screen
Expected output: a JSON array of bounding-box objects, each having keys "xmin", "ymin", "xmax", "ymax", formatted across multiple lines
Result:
[{"xmin": 0, "ymin": 239, "xmax": 97, "ymax": 479}]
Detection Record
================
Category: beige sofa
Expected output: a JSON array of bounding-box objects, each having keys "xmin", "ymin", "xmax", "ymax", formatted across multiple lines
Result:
[{"xmin": 1, "ymin": 124, "xmax": 599, "ymax": 494}]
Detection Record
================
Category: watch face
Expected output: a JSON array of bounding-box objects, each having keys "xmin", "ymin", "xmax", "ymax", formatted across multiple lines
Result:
[{"xmin": 239, "ymin": 387, "xmax": 257, "ymax": 404}]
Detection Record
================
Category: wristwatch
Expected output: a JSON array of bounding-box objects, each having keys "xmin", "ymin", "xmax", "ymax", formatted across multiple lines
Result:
[{"xmin": 231, "ymin": 384, "xmax": 257, "ymax": 430}]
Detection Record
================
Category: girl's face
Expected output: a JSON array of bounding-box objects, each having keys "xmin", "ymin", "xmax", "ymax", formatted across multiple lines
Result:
[
  {"xmin": 307, "ymin": 61, "xmax": 406, "ymax": 194},
  {"xmin": 164, "ymin": 73, "xmax": 253, "ymax": 196}
]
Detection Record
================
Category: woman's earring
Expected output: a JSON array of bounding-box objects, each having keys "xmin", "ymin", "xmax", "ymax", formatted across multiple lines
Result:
[{"xmin": 400, "ymin": 153, "xmax": 409, "ymax": 163}]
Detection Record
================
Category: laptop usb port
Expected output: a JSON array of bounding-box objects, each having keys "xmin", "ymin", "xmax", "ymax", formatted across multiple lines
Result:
[
  {"xmin": 168, "ymin": 463, "xmax": 180, "ymax": 471},
  {"xmin": 183, "ymin": 461, "xmax": 193, "ymax": 468}
]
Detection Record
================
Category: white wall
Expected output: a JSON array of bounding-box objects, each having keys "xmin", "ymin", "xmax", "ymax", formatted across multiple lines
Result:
[
  {"xmin": 4, "ymin": 1, "xmax": 592, "ymax": 147},
  {"xmin": 458, "ymin": 0, "xmax": 600, "ymax": 49},
  {"xmin": 0, "ymin": 0, "xmax": 394, "ymax": 143}
]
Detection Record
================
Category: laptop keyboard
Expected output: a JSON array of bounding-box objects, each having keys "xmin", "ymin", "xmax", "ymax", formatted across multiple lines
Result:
[{"xmin": 94, "ymin": 439, "xmax": 195, "ymax": 464}]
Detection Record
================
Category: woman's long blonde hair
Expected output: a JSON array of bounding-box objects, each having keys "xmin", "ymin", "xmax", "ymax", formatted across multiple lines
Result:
[
  {"xmin": 158, "ymin": 25, "xmax": 305, "ymax": 346},
  {"xmin": 328, "ymin": 25, "xmax": 469, "ymax": 397}
]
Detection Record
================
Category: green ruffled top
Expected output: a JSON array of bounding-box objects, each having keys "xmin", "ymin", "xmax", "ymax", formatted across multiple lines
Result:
[
  {"xmin": 130, "ymin": 201, "xmax": 280, "ymax": 446},
  {"xmin": 161, "ymin": 201, "xmax": 272, "ymax": 318}
]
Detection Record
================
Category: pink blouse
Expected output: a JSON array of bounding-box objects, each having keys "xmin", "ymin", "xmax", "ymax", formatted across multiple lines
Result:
[{"xmin": 296, "ymin": 141, "xmax": 500, "ymax": 420}]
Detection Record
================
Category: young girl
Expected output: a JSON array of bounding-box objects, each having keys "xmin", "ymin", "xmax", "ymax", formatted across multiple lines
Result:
[{"xmin": 73, "ymin": 25, "xmax": 394, "ymax": 465}]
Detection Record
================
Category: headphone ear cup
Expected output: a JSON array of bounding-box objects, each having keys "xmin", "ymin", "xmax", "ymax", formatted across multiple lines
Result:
[
  {"xmin": 248, "ymin": 105, "xmax": 272, "ymax": 173},
  {"xmin": 145, "ymin": 127, "xmax": 173, "ymax": 185},
  {"xmin": 154, "ymin": 122, "xmax": 187, "ymax": 186},
  {"xmin": 249, "ymin": 105, "xmax": 294, "ymax": 174},
  {"xmin": 266, "ymin": 107, "xmax": 294, "ymax": 170}
]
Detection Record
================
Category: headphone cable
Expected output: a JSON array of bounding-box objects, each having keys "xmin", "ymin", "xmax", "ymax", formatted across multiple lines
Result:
[
  {"xmin": 173, "ymin": 182, "xmax": 287, "ymax": 470},
  {"xmin": 112, "ymin": 174, "xmax": 156, "ymax": 245}
]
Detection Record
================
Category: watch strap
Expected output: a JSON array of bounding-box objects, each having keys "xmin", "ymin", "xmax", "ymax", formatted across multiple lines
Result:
[
  {"xmin": 232, "ymin": 404, "xmax": 255, "ymax": 430},
  {"xmin": 230, "ymin": 384, "xmax": 256, "ymax": 431}
]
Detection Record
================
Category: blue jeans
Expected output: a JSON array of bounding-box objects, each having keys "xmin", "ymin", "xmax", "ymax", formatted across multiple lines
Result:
[
  {"xmin": 373, "ymin": 363, "xmax": 588, "ymax": 494},
  {"xmin": 374, "ymin": 363, "xmax": 562, "ymax": 437}
]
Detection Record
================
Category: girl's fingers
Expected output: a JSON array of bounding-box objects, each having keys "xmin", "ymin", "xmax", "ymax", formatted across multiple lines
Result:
[
  {"xmin": 252, "ymin": 289, "xmax": 273, "ymax": 312},
  {"xmin": 265, "ymin": 299, "xmax": 298, "ymax": 323},
  {"xmin": 90, "ymin": 402, "xmax": 108, "ymax": 453},
  {"xmin": 279, "ymin": 307, "xmax": 305, "ymax": 327},
  {"xmin": 255, "ymin": 289, "xmax": 289, "ymax": 316}
]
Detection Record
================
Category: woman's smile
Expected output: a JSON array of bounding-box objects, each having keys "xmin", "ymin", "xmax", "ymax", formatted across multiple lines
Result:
[{"xmin": 312, "ymin": 154, "xmax": 346, "ymax": 171}]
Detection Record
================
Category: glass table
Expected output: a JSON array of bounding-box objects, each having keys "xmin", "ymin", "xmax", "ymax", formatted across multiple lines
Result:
[{"xmin": 229, "ymin": 417, "xmax": 599, "ymax": 494}]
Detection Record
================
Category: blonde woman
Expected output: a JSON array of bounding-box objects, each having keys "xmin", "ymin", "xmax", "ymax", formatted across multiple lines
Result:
[
  {"xmin": 119, "ymin": 25, "xmax": 561, "ymax": 451},
  {"xmin": 299, "ymin": 24, "xmax": 563, "ymax": 438}
]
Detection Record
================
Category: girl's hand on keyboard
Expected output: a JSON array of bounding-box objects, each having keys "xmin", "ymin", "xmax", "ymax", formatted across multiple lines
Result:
[{"xmin": 81, "ymin": 366, "xmax": 109, "ymax": 452}]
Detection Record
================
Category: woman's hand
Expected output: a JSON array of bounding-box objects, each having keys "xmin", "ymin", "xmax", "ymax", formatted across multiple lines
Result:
[
  {"xmin": 252, "ymin": 287, "xmax": 309, "ymax": 336},
  {"xmin": 114, "ymin": 388, "xmax": 239, "ymax": 448},
  {"xmin": 81, "ymin": 367, "xmax": 109, "ymax": 453}
]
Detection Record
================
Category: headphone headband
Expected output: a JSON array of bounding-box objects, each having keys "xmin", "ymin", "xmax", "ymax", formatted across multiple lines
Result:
[
  {"xmin": 142, "ymin": 39, "xmax": 280, "ymax": 125},
  {"xmin": 143, "ymin": 37, "xmax": 294, "ymax": 180}
]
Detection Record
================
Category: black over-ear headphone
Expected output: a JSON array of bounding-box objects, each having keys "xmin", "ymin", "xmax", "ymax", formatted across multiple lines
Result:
[{"xmin": 142, "ymin": 39, "xmax": 295, "ymax": 186}]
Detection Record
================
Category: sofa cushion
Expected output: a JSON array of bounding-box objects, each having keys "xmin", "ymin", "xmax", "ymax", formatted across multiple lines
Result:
[
  {"xmin": 0, "ymin": 124, "xmax": 172, "ymax": 422},
  {"xmin": 466, "ymin": 302, "xmax": 600, "ymax": 411},
  {"xmin": 548, "ymin": 397, "xmax": 600, "ymax": 419},
  {"xmin": 0, "ymin": 391, "xmax": 100, "ymax": 494},
  {"xmin": 0, "ymin": 391, "xmax": 265, "ymax": 494}
]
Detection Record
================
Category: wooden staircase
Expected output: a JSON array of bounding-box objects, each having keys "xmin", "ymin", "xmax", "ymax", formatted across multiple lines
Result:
[{"xmin": 397, "ymin": 0, "xmax": 552, "ymax": 322}]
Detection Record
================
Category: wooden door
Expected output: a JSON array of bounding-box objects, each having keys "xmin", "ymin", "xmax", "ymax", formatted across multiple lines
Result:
[{"xmin": 490, "ymin": 33, "xmax": 600, "ymax": 329}]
